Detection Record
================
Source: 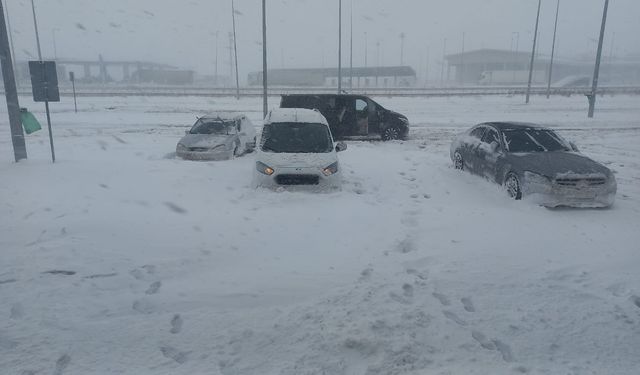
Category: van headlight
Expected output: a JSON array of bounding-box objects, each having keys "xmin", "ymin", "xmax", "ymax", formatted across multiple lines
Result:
[
  {"xmin": 176, "ymin": 143, "xmax": 188, "ymax": 152},
  {"xmin": 322, "ymin": 162, "xmax": 339, "ymax": 176},
  {"xmin": 256, "ymin": 161, "xmax": 274, "ymax": 175}
]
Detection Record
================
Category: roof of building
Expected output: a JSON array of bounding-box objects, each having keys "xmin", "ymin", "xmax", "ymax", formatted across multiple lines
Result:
[{"xmin": 259, "ymin": 66, "xmax": 417, "ymax": 78}]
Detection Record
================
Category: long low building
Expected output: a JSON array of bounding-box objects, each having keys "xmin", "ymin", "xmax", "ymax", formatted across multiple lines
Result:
[{"xmin": 248, "ymin": 66, "xmax": 417, "ymax": 88}]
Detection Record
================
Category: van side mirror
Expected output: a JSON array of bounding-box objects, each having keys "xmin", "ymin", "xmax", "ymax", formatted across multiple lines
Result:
[
  {"xmin": 335, "ymin": 142, "xmax": 347, "ymax": 152},
  {"xmin": 569, "ymin": 142, "xmax": 579, "ymax": 152}
]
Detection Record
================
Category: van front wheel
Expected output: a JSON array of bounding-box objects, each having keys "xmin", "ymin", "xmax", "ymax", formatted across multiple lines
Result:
[{"xmin": 382, "ymin": 126, "xmax": 401, "ymax": 141}]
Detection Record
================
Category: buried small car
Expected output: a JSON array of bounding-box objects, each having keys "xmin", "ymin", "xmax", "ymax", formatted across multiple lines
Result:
[
  {"xmin": 253, "ymin": 108, "xmax": 347, "ymax": 190},
  {"xmin": 450, "ymin": 122, "xmax": 616, "ymax": 207},
  {"xmin": 176, "ymin": 112, "xmax": 256, "ymax": 160}
]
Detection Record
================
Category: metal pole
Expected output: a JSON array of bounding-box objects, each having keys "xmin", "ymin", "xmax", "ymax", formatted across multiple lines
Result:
[
  {"xmin": 71, "ymin": 77, "xmax": 77, "ymax": 113},
  {"xmin": 460, "ymin": 31, "xmax": 465, "ymax": 85},
  {"xmin": 52, "ymin": 29, "xmax": 57, "ymax": 60},
  {"xmin": 3, "ymin": 0, "xmax": 17, "ymax": 81},
  {"xmin": 424, "ymin": 46, "xmax": 429, "ymax": 87},
  {"xmin": 231, "ymin": 0, "xmax": 240, "ymax": 99},
  {"xmin": 338, "ymin": 0, "xmax": 342, "ymax": 94},
  {"xmin": 214, "ymin": 30, "xmax": 219, "ymax": 87},
  {"xmin": 440, "ymin": 37, "xmax": 447, "ymax": 87},
  {"xmin": 588, "ymin": 0, "xmax": 610, "ymax": 118},
  {"xmin": 546, "ymin": 0, "xmax": 560, "ymax": 98},
  {"xmin": 512, "ymin": 32, "xmax": 519, "ymax": 84},
  {"xmin": 262, "ymin": 0, "xmax": 267, "ymax": 118},
  {"xmin": 30, "ymin": 0, "xmax": 42, "ymax": 60},
  {"xmin": 364, "ymin": 32, "xmax": 368, "ymax": 68},
  {"xmin": 525, "ymin": 0, "xmax": 542, "ymax": 104},
  {"xmin": 44, "ymin": 99, "xmax": 55, "ymax": 162},
  {"xmin": 349, "ymin": 0, "xmax": 353, "ymax": 90},
  {"xmin": 400, "ymin": 32, "xmax": 405, "ymax": 65},
  {"xmin": 0, "ymin": 0, "xmax": 27, "ymax": 161}
]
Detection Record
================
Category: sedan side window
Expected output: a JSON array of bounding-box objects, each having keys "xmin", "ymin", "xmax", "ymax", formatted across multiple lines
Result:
[
  {"xmin": 470, "ymin": 127, "xmax": 485, "ymax": 139},
  {"xmin": 481, "ymin": 128, "xmax": 500, "ymax": 145}
]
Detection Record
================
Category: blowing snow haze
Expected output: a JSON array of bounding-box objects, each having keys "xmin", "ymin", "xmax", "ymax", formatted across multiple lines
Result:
[{"xmin": 5, "ymin": 0, "xmax": 640, "ymax": 80}]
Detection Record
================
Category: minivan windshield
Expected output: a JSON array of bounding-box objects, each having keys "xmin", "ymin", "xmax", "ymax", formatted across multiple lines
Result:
[
  {"xmin": 261, "ymin": 122, "xmax": 333, "ymax": 153},
  {"xmin": 190, "ymin": 119, "xmax": 235, "ymax": 135},
  {"xmin": 502, "ymin": 129, "xmax": 571, "ymax": 153}
]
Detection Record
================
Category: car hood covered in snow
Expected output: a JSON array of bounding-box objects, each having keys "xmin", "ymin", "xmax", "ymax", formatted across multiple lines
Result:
[
  {"xmin": 178, "ymin": 134, "xmax": 233, "ymax": 148},
  {"xmin": 510, "ymin": 151, "xmax": 612, "ymax": 178}
]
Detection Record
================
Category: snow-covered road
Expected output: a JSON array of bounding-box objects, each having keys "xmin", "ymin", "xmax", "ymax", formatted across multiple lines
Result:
[{"xmin": 1, "ymin": 94, "xmax": 640, "ymax": 374}]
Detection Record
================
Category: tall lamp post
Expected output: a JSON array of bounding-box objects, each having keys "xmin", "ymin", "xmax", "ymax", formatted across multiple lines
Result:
[
  {"xmin": 337, "ymin": 0, "xmax": 342, "ymax": 93},
  {"xmin": 261, "ymin": 0, "xmax": 267, "ymax": 118},
  {"xmin": 525, "ymin": 0, "xmax": 542, "ymax": 104},
  {"xmin": 588, "ymin": 0, "xmax": 610, "ymax": 118},
  {"xmin": 231, "ymin": 0, "xmax": 240, "ymax": 99},
  {"xmin": 546, "ymin": 0, "xmax": 560, "ymax": 98}
]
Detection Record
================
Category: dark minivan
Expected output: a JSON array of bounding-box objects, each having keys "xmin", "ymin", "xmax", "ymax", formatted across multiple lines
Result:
[{"xmin": 280, "ymin": 94, "xmax": 409, "ymax": 141}]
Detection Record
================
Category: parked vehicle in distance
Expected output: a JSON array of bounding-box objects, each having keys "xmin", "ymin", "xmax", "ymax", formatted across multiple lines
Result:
[
  {"xmin": 450, "ymin": 122, "xmax": 617, "ymax": 207},
  {"xmin": 253, "ymin": 108, "xmax": 347, "ymax": 190},
  {"xmin": 176, "ymin": 112, "xmax": 256, "ymax": 160},
  {"xmin": 280, "ymin": 94, "xmax": 409, "ymax": 141}
]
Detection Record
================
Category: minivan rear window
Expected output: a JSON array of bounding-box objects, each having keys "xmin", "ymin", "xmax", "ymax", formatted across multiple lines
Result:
[{"xmin": 261, "ymin": 122, "xmax": 333, "ymax": 153}]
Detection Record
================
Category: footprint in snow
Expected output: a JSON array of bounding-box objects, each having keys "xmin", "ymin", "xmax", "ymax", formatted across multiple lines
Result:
[
  {"xmin": 53, "ymin": 354, "xmax": 71, "ymax": 375},
  {"xmin": 160, "ymin": 346, "xmax": 188, "ymax": 364},
  {"xmin": 492, "ymin": 339, "xmax": 514, "ymax": 362},
  {"xmin": 461, "ymin": 297, "xmax": 475, "ymax": 312},
  {"xmin": 145, "ymin": 281, "xmax": 162, "ymax": 295},
  {"xmin": 471, "ymin": 330, "xmax": 496, "ymax": 350},
  {"xmin": 432, "ymin": 292, "xmax": 451, "ymax": 306},
  {"xmin": 442, "ymin": 310, "xmax": 467, "ymax": 326},
  {"xmin": 132, "ymin": 299, "xmax": 156, "ymax": 314},
  {"xmin": 170, "ymin": 314, "xmax": 183, "ymax": 334}
]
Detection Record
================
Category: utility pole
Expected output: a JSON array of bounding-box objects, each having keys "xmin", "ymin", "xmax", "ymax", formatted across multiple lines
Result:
[
  {"xmin": 364, "ymin": 32, "xmax": 368, "ymax": 68},
  {"xmin": 231, "ymin": 0, "xmax": 240, "ymax": 99},
  {"xmin": 460, "ymin": 31, "xmax": 465, "ymax": 85},
  {"xmin": 399, "ymin": 32, "xmax": 405, "ymax": 65},
  {"xmin": 261, "ymin": 0, "xmax": 267, "ymax": 118},
  {"xmin": 512, "ymin": 32, "xmax": 519, "ymax": 84},
  {"xmin": 52, "ymin": 28, "xmax": 58, "ymax": 60},
  {"xmin": 440, "ymin": 37, "xmax": 447, "ymax": 87},
  {"xmin": 30, "ymin": 0, "xmax": 42, "ymax": 60},
  {"xmin": 588, "ymin": 0, "xmax": 610, "ymax": 118},
  {"xmin": 337, "ymin": 0, "xmax": 342, "ymax": 94},
  {"xmin": 3, "ymin": 0, "xmax": 17, "ymax": 80},
  {"xmin": 546, "ymin": 0, "xmax": 560, "ymax": 98},
  {"xmin": 1, "ymin": 0, "xmax": 27, "ymax": 161},
  {"xmin": 424, "ymin": 46, "xmax": 429, "ymax": 87},
  {"xmin": 214, "ymin": 30, "xmax": 219, "ymax": 87},
  {"xmin": 228, "ymin": 32, "xmax": 233, "ymax": 87},
  {"xmin": 525, "ymin": 0, "xmax": 542, "ymax": 104},
  {"xmin": 349, "ymin": 0, "xmax": 353, "ymax": 89}
]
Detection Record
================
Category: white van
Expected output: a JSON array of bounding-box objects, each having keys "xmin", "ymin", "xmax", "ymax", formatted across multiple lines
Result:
[{"xmin": 253, "ymin": 108, "xmax": 347, "ymax": 190}]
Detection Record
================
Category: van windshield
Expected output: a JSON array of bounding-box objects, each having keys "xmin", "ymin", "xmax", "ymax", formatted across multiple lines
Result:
[{"xmin": 261, "ymin": 122, "xmax": 333, "ymax": 153}]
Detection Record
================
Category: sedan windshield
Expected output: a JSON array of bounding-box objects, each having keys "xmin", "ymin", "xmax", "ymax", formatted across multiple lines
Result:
[
  {"xmin": 261, "ymin": 122, "xmax": 333, "ymax": 153},
  {"xmin": 190, "ymin": 119, "xmax": 235, "ymax": 135},
  {"xmin": 502, "ymin": 129, "xmax": 571, "ymax": 153}
]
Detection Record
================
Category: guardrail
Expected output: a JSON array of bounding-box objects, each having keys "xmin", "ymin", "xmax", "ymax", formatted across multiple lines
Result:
[{"xmin": 6, "ymin": 85, "xmax": 640, "ymax": 98}]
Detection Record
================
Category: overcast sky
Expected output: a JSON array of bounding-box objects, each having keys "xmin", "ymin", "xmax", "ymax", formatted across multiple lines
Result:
[{"xmin": 5, "ymin": 0, "xmax": 640, "ymax": 80}]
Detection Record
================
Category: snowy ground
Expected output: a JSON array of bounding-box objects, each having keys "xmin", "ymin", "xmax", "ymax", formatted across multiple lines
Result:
[{"xmin": 1, "ymin": 94, "xmax": 640, "ymax": 375}]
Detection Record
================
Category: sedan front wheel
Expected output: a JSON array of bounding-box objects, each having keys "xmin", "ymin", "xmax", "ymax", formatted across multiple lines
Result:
[
  {"xmin": 504, "ymin": 173, "xmax": 522, "ymax": 200},
  {"xmin": 453, "ymin": 151, "xmax": 464, "ymax": 170}
]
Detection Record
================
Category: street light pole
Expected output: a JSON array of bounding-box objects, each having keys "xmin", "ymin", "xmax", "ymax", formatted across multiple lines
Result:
[
  {"xmin": 588, "ymin": 0, "xmax": 610, "ymax": 118},
  {"xmin": 214, "ymin": 30, "xmax": 219, "ymax": 87},
  {"xmin": 30, "ymin": 0, "xmax": 42, "ymax": 60},
  {"xmin": 262, "ymin": 0, "xmax": 267, "ymax": 118},
  {"xmin": 460, "ymin": 31, "xmax": 465, "ymax": 85},
  {"xmin": 349, "ymin": 0, "xmax": 353, "ymax": 89},
  {"xmin": 400, "ymin": 32, "xmax": 405, "ymax": 65},
  {"xmin": 231, "ymin": 0, "xmax": 240, "ymax": 99},
  {"xmin": 3, "ymin": 0, "xmax": 17, "ymax": 80},
  {"xmin": 525, "ymin": 0, "xmax": 542, "ymax": 104},
  {"xmin": 0, "ymin": 0, "xmax": 27, "ymax": 161},
  {"xmin": 338, "ymin": 0, "xmax": 342, "ymax": 94},
  {"xmin": 440, "ymin": 37, "xmax": 447, "ymax": 87},
  {"xmin": 546, "ymin": 0, "xmax": 560, "ymax": 98}
]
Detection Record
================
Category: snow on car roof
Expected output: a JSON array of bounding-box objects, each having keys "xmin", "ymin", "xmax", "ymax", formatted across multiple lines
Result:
[
  {"xmin": 200, "ymin": 111, "xmax": 246, "ymax": 120},
  {"xmin": 266, "ymin": 108, "xmax": 328, "ymax": 125}
]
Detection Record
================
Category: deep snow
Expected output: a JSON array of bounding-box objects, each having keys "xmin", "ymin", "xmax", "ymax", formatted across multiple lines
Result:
[{"xmin": 1, "ymin": 94, "xmax": 640, "ymax": 374}]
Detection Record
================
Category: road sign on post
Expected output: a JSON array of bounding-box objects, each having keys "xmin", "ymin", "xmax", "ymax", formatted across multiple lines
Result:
[
  {"xmin": 28, "ymin": 60, "xmax": 58, "ymax": 162},
  {"xmin": 29, "ymin": 60, "xmax": 59, "ymax": 102}
]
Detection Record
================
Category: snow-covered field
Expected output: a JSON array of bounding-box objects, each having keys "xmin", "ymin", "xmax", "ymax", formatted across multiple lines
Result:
[{"xmin": 1, "ymin": 94, "xmax": 640, "ymax": 375}]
